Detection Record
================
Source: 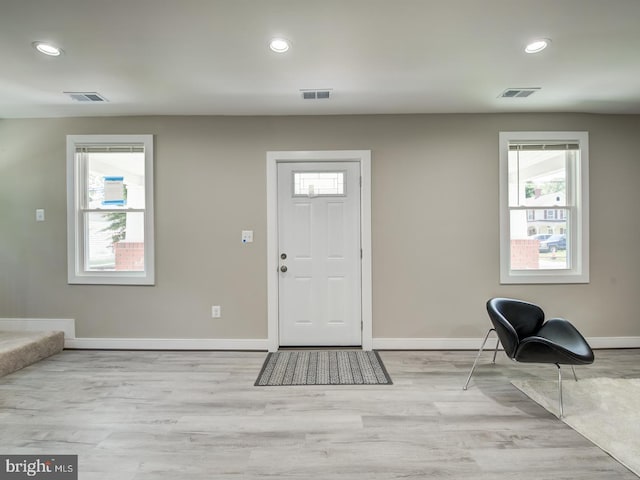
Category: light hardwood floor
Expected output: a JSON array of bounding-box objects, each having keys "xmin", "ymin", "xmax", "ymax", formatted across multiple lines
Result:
[{"xmin": 1, "ymin": 349, "xmax": 639, "ymax": 479}]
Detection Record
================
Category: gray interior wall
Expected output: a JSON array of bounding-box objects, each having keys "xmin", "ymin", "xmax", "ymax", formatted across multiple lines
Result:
[{"xmin": 1, "ymin": 114, "xmax": 639, "ymax": 339}]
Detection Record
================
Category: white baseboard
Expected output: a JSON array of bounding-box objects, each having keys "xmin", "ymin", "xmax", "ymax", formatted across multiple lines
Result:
[
  {"xmin": 2, "ymin": 319, "xmax": 636, "ymax": 351},
  {"xmin": 372, "ymin": 336, "xmax": 640, "ymax": 350},
  {"xmin": 0, "ymin": 318, "xmax": 76, "ymax": 340},
  {"xmin": 373, "ymin": 338, "xmax": 486, "ymax": 350},
  {"xmin": 586, "ymin": 337, "xmax": 640, "ymax": 349},
  {"xmin": 65, "ymin": 337, "xmax": 270, "ymax": 351}
]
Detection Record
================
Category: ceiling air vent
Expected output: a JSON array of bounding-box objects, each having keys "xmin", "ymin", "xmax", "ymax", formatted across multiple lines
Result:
[
  {"xmin": 64, "ymin": 91, "xmax": 109, "ymax": 102},
  {"xmin": 301, "ymin": 89, "xmax": 332, "ymax": 100},
  {"xmin": 499, "ymin": 87, "xmax": 541, "ymax": 98}
]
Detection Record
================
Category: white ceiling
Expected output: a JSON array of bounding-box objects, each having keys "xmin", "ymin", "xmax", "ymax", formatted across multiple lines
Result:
[{"xmin": 2, "ymin": 0, "xmax": 640, "ymax": 118}]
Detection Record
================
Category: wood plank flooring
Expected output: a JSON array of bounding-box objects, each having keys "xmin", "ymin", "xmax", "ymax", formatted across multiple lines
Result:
[{"xmin": 1, "ymin": 349, "xmax": 639, "ymax": 479}]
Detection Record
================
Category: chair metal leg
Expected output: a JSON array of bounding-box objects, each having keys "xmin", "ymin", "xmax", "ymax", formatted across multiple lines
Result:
[
  {"xmin": 463, "ymin": 328, "xmax": 496, "ymax": 390},
  {"xmin": 571, "ymin": 365, "xmax": 578, "ymax": 382},
  {"xmin": 492, "ymin": 338, "xmax": 500, "ymax": 364},
  {"xmin": 556, "ymin": 364, "xmax": 564, "ymax": 418}
]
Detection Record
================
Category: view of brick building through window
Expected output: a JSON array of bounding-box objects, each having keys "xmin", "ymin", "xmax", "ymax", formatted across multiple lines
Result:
[{"xmin": 115, "ymin": 242, "xmax": 145, "ymax": 271}]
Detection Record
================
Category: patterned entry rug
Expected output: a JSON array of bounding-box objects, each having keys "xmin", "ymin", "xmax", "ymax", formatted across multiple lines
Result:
[{"xmin": 255, "ymin": 350, "xmax": 392, "ymax": 386}]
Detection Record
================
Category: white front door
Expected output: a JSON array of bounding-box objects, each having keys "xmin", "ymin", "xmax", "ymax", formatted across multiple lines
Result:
[{"xmin": 277, "ymin": 161, "xmax": 362, "ymax": 346}]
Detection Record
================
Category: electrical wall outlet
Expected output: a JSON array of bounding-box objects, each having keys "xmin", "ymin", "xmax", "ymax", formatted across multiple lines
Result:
[
  {"xmin": 211, "ymin": 305, "xmax": 221, "ymax": 318},
  {"xmin": 241, "ymin": 230, "xmax": 253, "ymax": 243}
]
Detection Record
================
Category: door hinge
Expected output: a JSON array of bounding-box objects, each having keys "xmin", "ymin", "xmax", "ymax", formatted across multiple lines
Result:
[
  {"xmin": 359, "ymin": 176, "xmax": 362, "ymax": 187},
  {"xmin": 360, "ymin": 248, "xmax": 363, "ymax": 259}
]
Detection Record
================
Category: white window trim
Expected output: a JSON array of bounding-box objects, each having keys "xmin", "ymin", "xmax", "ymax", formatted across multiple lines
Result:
[
  {"xmin": 66, "ymin": 134, "xmax": 155, "ymax": 285},
  {"xmin": 499, "ymin": 131, "xmax": 589, "ymax": 284}
]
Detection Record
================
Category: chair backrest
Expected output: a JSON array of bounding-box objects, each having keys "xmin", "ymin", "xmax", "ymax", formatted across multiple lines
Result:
[{"xmin": 486, "ymin": 298, "xmax": 545, "ymax": 358}]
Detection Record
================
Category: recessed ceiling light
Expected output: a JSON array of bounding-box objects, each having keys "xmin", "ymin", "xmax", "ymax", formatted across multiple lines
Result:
[
  {"xmin": 525, "ymin": 39, "xmax": 550, "ymax": 54},
  {"xmin": 269, "ymin": 38, "xmax": 290, "ymax": 53},
  {"xmin": 33, "ymin": 41, "xmax": 63, "ymax": 56}
]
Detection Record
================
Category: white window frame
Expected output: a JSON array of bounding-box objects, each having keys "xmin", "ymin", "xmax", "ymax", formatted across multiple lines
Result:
[
  {"xmin": 499, "ymin": 131, "xmax": 589, "ymax": 284},
  {"xmin": 66, "ymin": 134, "xmax": 155, "ymax": 285}
]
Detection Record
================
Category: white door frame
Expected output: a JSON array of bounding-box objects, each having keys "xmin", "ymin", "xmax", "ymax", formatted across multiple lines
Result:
[{"xmin": 266, "ymin": 150, "xmax": 372, "ymax": 352}]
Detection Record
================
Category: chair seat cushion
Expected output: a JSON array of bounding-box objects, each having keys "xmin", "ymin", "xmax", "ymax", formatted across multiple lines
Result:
[{"xmin": 514, "ymin": 318, "xmax": 595, "ymax": 365}]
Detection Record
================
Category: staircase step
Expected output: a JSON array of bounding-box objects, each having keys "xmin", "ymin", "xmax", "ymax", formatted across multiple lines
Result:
[{"xmin": 0, "ymin": 330, "xmax": 64, "ymax": 378}]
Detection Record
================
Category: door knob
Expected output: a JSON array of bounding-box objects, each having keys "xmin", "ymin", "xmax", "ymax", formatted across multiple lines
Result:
[{"xmin": 280, "ymin": 265, "xmax": 288, "ymax": 273}]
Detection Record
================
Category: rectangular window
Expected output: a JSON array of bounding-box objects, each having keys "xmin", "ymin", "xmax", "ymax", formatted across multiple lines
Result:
[
  {"xmin": 67, "ymin": 135, "xmax": 154, "ymax": 285},
  {"xmin": 293, "ymin": 171, "xmax": 345, "ymax": 196},
  {"xmin": 499, "ymin": 132, "xmax": 589, "ymax": 283}
]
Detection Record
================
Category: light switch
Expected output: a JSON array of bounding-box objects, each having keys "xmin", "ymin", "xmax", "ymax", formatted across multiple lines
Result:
[
  {"xmin": 36, "ymin": 209, "xmax": 45, "ymax": 222},
  {"xmin": 241, "ymin": 230, "xmax": 253, "ymax": 243}
]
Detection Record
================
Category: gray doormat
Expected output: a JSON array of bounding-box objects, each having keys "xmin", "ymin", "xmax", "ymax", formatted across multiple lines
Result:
[{"xmin": 255, "ymin": 350, "xmax": 392, "ymax": 386}]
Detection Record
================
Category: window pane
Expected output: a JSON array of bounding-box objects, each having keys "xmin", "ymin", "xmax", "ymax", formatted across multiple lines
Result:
[
  {"xmin": 85, "ymin": 212, "xmax": 145, "ymax": 271},
  {"xmin": 509, "ymin": 210, "xmax": 569, "ymax": 270},
  {"xmin": 83, "ymin": 150, "xmax": 146, "ymax": 209},
  {"xmin": 500, "ymin": 132, "xmax": 588, "ymax": 284},
  {"xmin": 508, "ymin": 148, "xmax": 568, "ymax": 207},
  {"xmin": 68, "ymin": 134, "xmax": 154, "ymax": 285},
  {"xmin": 294, "ymin": 172, "xmax": 345, "ymax": 196}
]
